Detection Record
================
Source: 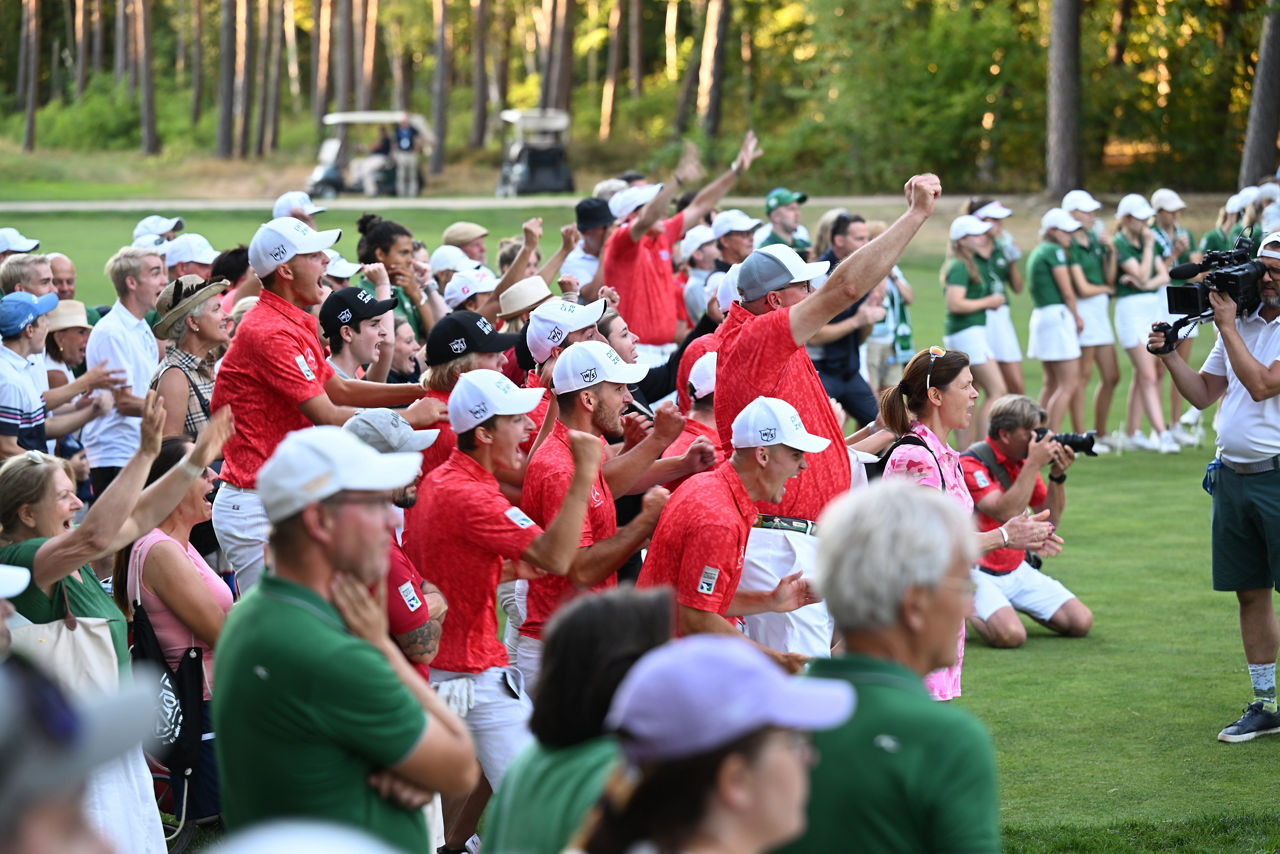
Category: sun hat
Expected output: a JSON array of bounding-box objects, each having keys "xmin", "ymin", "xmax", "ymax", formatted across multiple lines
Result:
[
  {"xmin": 551, "ymin": 340, "xmax": 647, "ymax": 394},
  {"xmin": 575, "ymin": 197, "xmax": 615, "ymax": 233},
  {"xmin": 948, "ymin": 215, "xmax": 993, "ymax": 242},
  {"xmin": 973, "ymin": 201, "xmax": 1012, "ymax": 220},
  {"xmin": 1039, "ymin": 208, "xmax": 1082, "ymax": 235},
  {"xmin": 498, "ymin": 276, "xmax": 554, "ymax": 320},
  {"xmin": 44, "ymin": 299, "xmax": 91, "ymax": 333},
  {"xmin": 1150, "ymin": 188, "xmax": 1187, "ymax": 213},
  {"xmin": 1061, "ymin": 190, "xmax": 1103, "ymax": 213},
  {"xmin": 1116, "ymin": 194, "xmax": 1156, "ymax": 220},
  {"xmin": 731, "ymin": 396, "xmax": 831, "ymax": 453},
  {"xmin": 153, "ymin": 275, "xmax": 230, "ymax": 339}
]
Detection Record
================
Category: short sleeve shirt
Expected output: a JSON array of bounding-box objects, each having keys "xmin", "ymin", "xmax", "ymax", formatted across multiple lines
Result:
[
  {"xmin": 1070, "ymin": 231, "xmax": 1108, "ymax": 286},
  {"xmin": 560, "ymin": 244, "xmax": 600, "ymax": 285},
  {"xmin": 1112, "ymin": 232, "xmax": 1150, "ymax": 299},
  {"xmin": 960, "ymin": 438, "xmax": 1047, "ymax": 573},
  {"xmin": 636, "ymin": 461, "xmax": 756, "ymax": 619},
  {"xmin": 0, "ymin": 345, "xmax": 47, "ymax": 450},
  {"xmin": 942, "ymin": 256, "xmax": 992, "ymax": 334},
  {"xmin": 602, "ymin": 212, "xmax": 685, "ymax": 346},
  {"xmin": 660, "ymin": 418, "xmax": 725, "ymax": 491},
  {"xmin": 1026, "ymin": 241, "xmax": 1070, "ymax": 308},
  {"xmin": 519, "ymin": 420, "xmax": 616, "ymax": 640},
  {"xmin": 1200, "ymin": 228, "xmax": 1231, "ymax": 255},
  {"xmin": 385, "ymin": 539, "xmax": 435, "ymax": 684},
  {"xmin": 675, "ymin": 328, "xmax": 720, "ymax": 414},
  {"xmin": 1153, "ymin": 224, "xmax": 1195, "ymax": 266},
  {"xmin": 882, "ymin": 422, "xmax": 973, "ymax": 514},
  {"xmin": 416, "ymin": 389, "xmax": 457, "ymax": 478},
  {"xmin": 212, "ymin": 289, "xmax": 335, "ymax": 488},
  {"xmin": 1201, "ymin": 309, "xmax": 1280, "ymax": 463},
  {"xmin": 81, "ymin": 300, "xmax": 159, "ymax": 468},
  {"xmin": 714, "ymin": 304, "xmax": 851, "ymax": 521},
  {"xmin": 403, "ymin": 448, "xmax": 544, "ymax": 673}
]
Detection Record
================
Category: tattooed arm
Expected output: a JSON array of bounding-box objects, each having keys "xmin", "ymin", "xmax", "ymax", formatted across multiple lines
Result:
[{"xmin": 393, "ymin": 580, "xmax": 448, "ymax": 667}]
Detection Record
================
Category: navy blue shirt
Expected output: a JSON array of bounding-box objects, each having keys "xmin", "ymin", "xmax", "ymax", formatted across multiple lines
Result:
[{"xmin": 814, "ymin": 248, "xmax": 869, "ymax": 376}]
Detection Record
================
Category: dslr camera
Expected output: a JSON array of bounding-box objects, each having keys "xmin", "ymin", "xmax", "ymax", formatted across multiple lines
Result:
[
  {"xmin": 1033, "ymin": 427, "xmax": 1097, "ymax": 457},
  {"xmin": 1151, "ymin": 237, "xmax": 1265, "ymax": 354}
]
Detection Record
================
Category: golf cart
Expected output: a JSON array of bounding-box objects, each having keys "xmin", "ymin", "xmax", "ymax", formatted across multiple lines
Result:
[
  {"xmin": 496, "ymin": 108, "xmax": 574, "ymax": 196},
  {"xmin": 306, "ymin": 111, "xmax": 435, "ymax": 199}
]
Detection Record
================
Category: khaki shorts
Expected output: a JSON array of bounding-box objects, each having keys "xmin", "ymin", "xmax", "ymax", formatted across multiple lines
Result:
[{"xmin": 866, "ymin": 340, "xmax": 904, "ymax": 389}]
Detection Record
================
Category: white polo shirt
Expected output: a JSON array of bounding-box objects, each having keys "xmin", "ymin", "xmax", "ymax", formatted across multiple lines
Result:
[
  {"xmin": 82, "ymin": 301, "xmax": 159, "ymax": 468},
  {"xmin": 560, "ymin": 244, "xmax": 599, "ymax": 286},
  {"xmin": 1202, "ymin": 308, "xmax": 1280, "ymax": 464}
]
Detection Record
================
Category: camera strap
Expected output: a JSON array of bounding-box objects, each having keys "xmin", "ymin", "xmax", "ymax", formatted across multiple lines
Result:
[{"xmin": 962, "ymin": 441, "xmax": 1013, "ymax": 492}]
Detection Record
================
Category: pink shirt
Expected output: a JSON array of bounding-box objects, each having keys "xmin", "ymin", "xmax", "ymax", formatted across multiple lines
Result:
[{"xmin": 129, "ymin": 529, "xmax": 234, "ymax": 701}]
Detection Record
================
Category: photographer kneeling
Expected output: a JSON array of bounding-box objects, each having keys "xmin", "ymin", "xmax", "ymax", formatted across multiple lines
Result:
[
  {"xmin": 959, "ymin": 394, "xmax": 1093, "ymax": 648},
  {"xmin": 1149, "ymin": 230, "xmax": 1280, "ymax": 743}
]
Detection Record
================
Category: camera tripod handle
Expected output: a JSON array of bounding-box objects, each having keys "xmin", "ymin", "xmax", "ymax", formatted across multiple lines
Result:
[{"xmin": 1147, "ymin": 320, "xmax": 1183, "ymax": 356}]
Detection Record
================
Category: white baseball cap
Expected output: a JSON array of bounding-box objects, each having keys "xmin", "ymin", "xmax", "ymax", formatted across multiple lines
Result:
[
  {"xmin": 165, "ymin": 233, "xmax": 219, "ymax": 266},
  {"xmin": 1061, "ymin": 190, "xmax": 1102, "ymax": 213},
  {"xmin": 1225, "ymin": 192, "xmax": 1245, "ymax": 214},
  {"xmin": 730, "ymin": 396, "xmax": 831, "ymax": 453},
  {"xmin": 323, "ymin": 249, "xmax": 363, "ymax": 279},
  {"xmin": 711, "ymin": 209, "xmax": 763, "ymax": 239},
  {"xmin": 430, "ymin": 244, "xmax": 480, "ymax": 275},
  {"xmin": 688, "ymin": 351, "xmax": 717, "ymax": 399},
  {"xmin": 736, "ymin": 245, "xmax": 830, "ymax": 303},
  {"xmin": 273, "ymin": 190, "xmax": 327, "ymax": 219},
  {"xmin": 1236, "ymin": 186, "xmax": 1262, "ymax": 212},
  {"xmin": 552, "ymin": 340, "xmax": 647, "ymax": 394},
  {"xmin": 1263, "ymin": 207, "xmax": 1280, "ymax": 238},
  {"xmin": 448, "ymin": 369, "xmax": 546, "ymax": 433},
  {"xmin": 444, "ymin": 269, "xmax": 497, "ymax": 309},
  {"xmin": 0, "ymin": 227, "xmax": 39, "ymax": 253},
  {"xmin": 1259, "ymin": 231, "xmax": 1280, "ymax": 259},
  {"xmin": 948, "ymin": 215, "xmax": 993, "ymax": 242},
  {"xmin": 608, "ymin": 184, "xmax": 663, "ymax": 221},
  {"xmin": 717, "ymin": 263, "xmax": 742, "ymax": 312},
  {"xmin": 131, "ymin": 233, "xmax": 174, "ymax": 255},
  {"xmin": 679, "ymin": 225, "xmax": 716, "ymax": 260},
  {"xmin": 1259, "ymin": 183, "xmax": 1280, "ymax": 203},
  {"xmin": 257, "ymin": 425, "xmax": 420, "ymax": 524},
  {"xmin": 1039, "ymin": 208, "xmax": 1082, "ymax": 235},
  {"xmin": 0, "ymin": 564, "xmax": 30, "ymax": 598},
  {"xmin": 973, "ymin": 201, "xmax": 1012, "ymax": 220},
  {"xmin": 248, "ymin": 216, "xmax": 342, "ymax": 278},
  {"xmin": 1150, "ymin": 188, "xmax": 1187, "ymax": 212},
  {"xmin": 343, "ymin": 408, "xmax": 439, "ymax": 454},
  {"xmin": 1116, "ymin": 194, "xmax": 1155, "ymax": 220},
  {"xmin": 526, "ymin": 297, "xmax": 607, "ymax": 364},
  {"xmin": 132, "ymin": 214, "xmax": 183, "ymax": 240}
]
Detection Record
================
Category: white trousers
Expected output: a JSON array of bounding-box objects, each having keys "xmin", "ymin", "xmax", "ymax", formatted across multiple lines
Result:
[{"xmin": 738, "ymin": 526, "xmax": 834, "ymax": 658}]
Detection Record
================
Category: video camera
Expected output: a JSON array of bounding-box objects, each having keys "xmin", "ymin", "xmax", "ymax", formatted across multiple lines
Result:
[
  {"xmin": 1149, "ymin": 237, "xmax": 1265, "ymax": 355},
  {"xmin": 1033, "ymin": 427, "xmax": 1097, "ymax": 457}
]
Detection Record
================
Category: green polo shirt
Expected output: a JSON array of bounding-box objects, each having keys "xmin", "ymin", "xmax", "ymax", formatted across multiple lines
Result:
[
  {"xmin": 759, "ymin": 230, "xmax": 812, "ymax": 254},
  {"xmin": 485, "ymin": 736, "xmax": 620, "ymax": 854},
  {"xmin": 1070, "ymin": 230, "xmax": 1108, "ymax": 287},
  {"xmin": 987, "ymin": 243, "xmax": 1013, "ymax": 296},
  {"xmin": 943, "ymin": 256, "xmax": 992, "ymax": 335},
  {"xmin": 1112, "ymin": 231, "xmax": 1150, "ymax": 299},
  {"xmin": 1153, "ymin": 224, "xmax": 1195, "ymax": 267},
  {"xmin": 212, "ymin": 575, "xmax": 430, "ymax": 852},
  {"xmin": 1026, "ymin": 240, "xmax": 1071, "ymax": 308},
  {"xmin": 1200, "ymin": 227, "xmax": 1231, "ymax": 255},
  {"xmin": 777, "ymin": 654, "xmax": 999, "ymax": 854}
]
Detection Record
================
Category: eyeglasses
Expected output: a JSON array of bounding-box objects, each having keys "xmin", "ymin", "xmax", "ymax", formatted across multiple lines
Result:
[{"xmin": 925, "ymin": 345, "xmax": 946, "ymax": 389}]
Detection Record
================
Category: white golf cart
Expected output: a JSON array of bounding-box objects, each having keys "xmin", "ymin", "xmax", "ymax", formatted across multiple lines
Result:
[{"xmin": 306, "ymin": 111, "xmax": 435, "ymax": 199}]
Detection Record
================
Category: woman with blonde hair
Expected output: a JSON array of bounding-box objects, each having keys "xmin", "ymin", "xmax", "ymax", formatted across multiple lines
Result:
[
  {"xmin": 941, "ymin": 216, "xmax": 1006, "ymax": 443},
  {"xmin": 1063, "ymin": 190, "xmax": 1120, "ymax": 451},
  {"xmin": 1024, "ymin": 209, "xmax": 1084, "ymax": 431},
  {"xmin": 965, "ymin": 197, "xmax": 1026, "ymax": 394}
]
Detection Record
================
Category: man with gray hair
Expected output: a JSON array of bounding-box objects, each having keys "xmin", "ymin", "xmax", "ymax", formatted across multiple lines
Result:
[
  {"xmin": 779, "ymin": 481, "xmax": 999, "ymax": 854},
  {"xmin": 959, "ymin": 393, "xmax": 1092, "ymax": 649}
]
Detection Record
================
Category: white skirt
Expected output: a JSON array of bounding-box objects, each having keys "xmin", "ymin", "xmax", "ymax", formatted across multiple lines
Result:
[
  {"xmin": 984, "ymin": 304, "xmax": 1023, "ymax": 362},
  {"xmin": 1076, "ymin": 293, "xmax": 1115, "ymax": 346},
  {"xmin": 943, "ymin": 324, "xmax": 994, "ymax": 366},
  {"xmin": 1113, "ymin": 292, "xmax": 1163, "ymax": 350},
  {"xmin": 1027, "ymin": 304, "xmax": 1082, "ymax": 362}
]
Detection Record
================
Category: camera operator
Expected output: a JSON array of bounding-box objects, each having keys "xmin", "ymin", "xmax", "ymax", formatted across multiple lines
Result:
[
  {"xmin": 959, "ymin": 394, "xmax": 1093, "ymax": 648},
  {"xmin": 1149, "ymin": 230, "xmax": 1280, "ymax": 743}
]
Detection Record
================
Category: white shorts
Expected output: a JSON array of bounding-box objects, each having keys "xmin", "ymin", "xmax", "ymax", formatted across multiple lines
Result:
[
  {"xmin": 1155, "ymin": 286, "xmax": 1199, "ymax": 338},
  {"xmin": 513, "ymin": 634, "xmax": 543, "ymax": 698},
  {"xmin": 943, "ymin": 325, "xmax": 994, "ymax": 367},
  {"xmin": 1113, "ymin": 293, "xmax": 1163, "ymax": 350},
  {"xmin": 984, "ymin": 304, "xmax": 1023, "ymax": 362},
  {"xmin": 738, "ymin": 526, "xmax": 834, "ymax": 658},
  {"xmin": 972, "ymin": 561, "xmax": 1075, "ymax": 622},
  {"xmin": 430, "ymin": 667, "xmax": 532, "ymax": 787},
  {"xmin": 1027, "ymin": 305, "xmax": 1082, "ymax": 362},
  {"xmin": 1075, "ymin": 293, "xmax": 1115, "ymax": 347}
]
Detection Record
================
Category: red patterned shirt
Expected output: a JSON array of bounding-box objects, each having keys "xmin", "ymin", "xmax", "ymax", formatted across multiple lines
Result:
[
  {"xmin": 403, "ymin": 449, "xmax": 543, "ymax": 673},
  {"xmin": 636, "ymin": 461, "xmax": 756, "ymax": 621},
  {"xmin": 213, "ymin": 289, "xmax": 335, "ymax": 489},
  {"xmin": 713, "ymin": 303, "xmax": 851, "ymax": 521},
  {"xmin": 660, "ymin": 418, "xmax": 725, "ymax": 491},
  {"xmin": 385, "ymin": 539, "xmax": 434, "ymax": 683},
  {"xmin": 602, "ymin": 212, "xmax": 685, "ymax": 346},
  {"xmin": 675, "ymin": 327, "xmax": 721, "ymax": 414},
  {"xmin": 960, "ymin": 438, "xmax": 1047, "ymax": 574}
]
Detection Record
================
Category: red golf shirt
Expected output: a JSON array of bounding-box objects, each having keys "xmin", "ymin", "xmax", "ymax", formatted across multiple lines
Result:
[
  {"xmin": 675, "ymin": 327, "xmax": 721, "ymax": 414},
  {"xmin": 385, "ymin": 539, "xmax": 435, "ymax": 683},
  {"xmin": 603, "ymin": 211, "xmax": 685, "ymax": 346},
  {"xmin": 960, "ymin": 439, "xmax": 1048, "ymax": 574}
]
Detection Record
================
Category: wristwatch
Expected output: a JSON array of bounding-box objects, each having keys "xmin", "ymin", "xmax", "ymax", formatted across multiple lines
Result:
[{"xmin": 1049, "ymin": 472, "xmax": 1067, "ymax": 484}]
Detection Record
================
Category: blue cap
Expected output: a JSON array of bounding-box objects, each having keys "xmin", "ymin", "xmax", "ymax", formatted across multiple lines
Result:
[{"xmin": 0, "ymin": 292, "xmax": 59, "ymax": 338}]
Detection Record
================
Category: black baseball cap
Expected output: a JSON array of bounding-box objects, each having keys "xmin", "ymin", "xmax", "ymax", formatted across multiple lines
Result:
[
  {"xmin": 425, "ymin": 309, "xmax": 521, "ymax": 366},
  {"xmin": 576, "ymin": 197, "xmax": 615, "ymax": 232},
  {"xmin": 319, "ymin": 286, "xmax": 397, "ymax": 341}
]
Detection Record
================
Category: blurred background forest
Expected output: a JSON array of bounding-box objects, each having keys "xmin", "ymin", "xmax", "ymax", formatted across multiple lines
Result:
[{"xmin": 0, "ymin": 0, "xmax": 1277, "ymax": 196}]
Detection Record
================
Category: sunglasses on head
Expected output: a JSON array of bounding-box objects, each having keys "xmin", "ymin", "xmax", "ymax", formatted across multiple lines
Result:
[{"xmin": 925, "ymin": 345, "xmax": 946, "ymax": 389}]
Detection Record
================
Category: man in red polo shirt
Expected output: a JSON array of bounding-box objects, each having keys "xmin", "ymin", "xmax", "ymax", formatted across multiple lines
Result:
[
  {"xmin": 211, "ymin": 216, "xmax": 444, "ymax": 593},
  {"xmin": 663, "ymin": 350, "xmax": 725, "ymax": 490},
  {"xmin": 517, "ymin": 340, "xmax": 678, "ymax": 691},
  {"xmin": 638, "ymin": 396, "xmax": 828, "ymax": 674},
  {"xmin": 402, "ymin": 369, "xmax": 603, "ymax": 828},
  {"xmin": 715, "ymin": 174, "xmax": 940, "ymax": 660},
  {"xmin": 602, "ymin": 132, "xmax": 761, "ymax": 364},
  {"xmin": 959, "ymin": 393, "xmax": 1091, "ymax": 649}
]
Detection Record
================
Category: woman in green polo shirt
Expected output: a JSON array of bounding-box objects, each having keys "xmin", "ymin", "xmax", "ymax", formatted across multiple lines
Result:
[
  {"xmin": 1111, "ymin": 194, "xmax": 1178, "ymax": 454},
  {"xmin": 1151, "ymin": 189, "xmax": 1201, "ymax": 445},
  {"xmin": 1025, "ymin": 209, "xmax": 1084, "ymax": 431},
  {"xmin": 1229, "ymin": 188, "xmax": 1266, "ymax": 256},
  {"xmin": 1063, "ymin": 191, "xmax": 1120, "ymax": 453},
  {"xmin": 965, "ymin": 197, "xmax": 1027, "ymax": 395},
  {"xmin": 941, "ymin": 215, "xmax": 1007, "ymax": 443},
  {"xmin": 1200, "ymin": 197, "xmax": 1239, "ymax": 256}
]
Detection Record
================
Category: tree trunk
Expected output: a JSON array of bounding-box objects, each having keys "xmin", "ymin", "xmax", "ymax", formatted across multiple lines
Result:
[
  {"xmin": 586, "ymin": 0, "xmax": 598, "ymax": 88},
  {"xmin": 628, "ymin": 0, "xmax": 641, "ymax": 96},
  {"xmin": 1240, "ymin": 5, "xmax": 1280, "ymax": 187},
  {"xmin": 352, "ymin": 0, "xmax": 366, "ymax": 108},
  {"xmin": 599, "ymin": 0, "xmax": 621, "ymax": 139},
  {"xmin": 555, "ymin": 0, "xmax": 573, "ymax": 111},
  {"xmin": 113, "ymin": 0, "xmax": 126, "ymax": 83},
  {"xmin": 235, "ymin": 0, "xmax": 253, "ymax": 156},
  {"xmin": 50, "ymin": 36, "xmax": 63, "ymax": 102},
  {"xmin": 91, "ymin": 0, "xmax": 103, "ymax": 73},
  {"xmin": 697, "ymin": 0, "xmax": 727, "ymax": 136},
  {"xmin": 216, "ymin": 0, "xmax": 235, "ymax": 156},
  {"xmin": 539, "ymin": 0, "xmax": 558, "ymax": 108},
  {"xmin": 1109, "ymin": 0, "xmax": 1132, "ymax": 66},
  {"xmin": 192, "ymin": 0, "xmax": 204, "ymax": 123},
  {"xmin": 664, "ymin": 0, "xmax": 677, "ymax": 81},
  {"xmin": 139, "ymin": 0, "xmax": 159, "ymax": 153},
  {"xmin": 430, "ymin": 0, "xmax": 449, "ymax": 174},
  {"xmin": 19, "ymin": 0, "xmax": 31, "ymax": 98},
  {"xmin": 360, "ymin": 0, "xmax": 378, "ymax": 109},
  {"xmin": 282, "ymin": 0, "xmax": 301, "ymax": 109},
  {"xmin": 74, "ymin": 0, "xmax": 88, "ymax": 97},
  {"xmin": 252, "ymin": 0, "xmax": 269, "ymax": 155},
  {"xmin": 264, "ymin": 0, "xmax": 283, "ymax": 150},
  {"xmin": 495, "ymin": 0, "xmax": 512, "ymax": 109},
  {"xmin": 314, "ymin": 0, "xmax": 331, "ymax": 131},
  {"xmin": 129, "ymin": 0, "xmax": 141, "ymax": 96},
  {"xmin": 1046, "ymin": 0, "xmax": 1080, "ymax": 197},
  {"xmin": 469, "ymin": 0, "xmax": 488, "ymax": 146},
  {"xmin": 23, "ymin": 0, "xmax": 39, "ymax": 152},
  {"xmin": 673, "ymin": 38, "xmax": 700, "ymax": 134},
  {"xmin": 175, "ymin": 0, "xmax": 185, "ymax": 87},
  {"xmin": 386, "ymin": 14, "xmax": 407, "ymax": 109},
  {"xmin": 333, "ymin": 0, "xmax": 352, "ymax": 112}
]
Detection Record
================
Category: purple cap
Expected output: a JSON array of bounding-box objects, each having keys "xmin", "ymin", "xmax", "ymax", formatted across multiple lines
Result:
[{"xmin": 605, "ymin": 635, "xmax": 855, "ymax": 764}]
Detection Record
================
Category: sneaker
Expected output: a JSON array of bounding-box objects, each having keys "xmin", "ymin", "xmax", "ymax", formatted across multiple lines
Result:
[
  {"xmin": 1092, "ymin": 437, "xmax": 1112, "ymax": 455},
  {"xmin": 1172, "ymin": 426, "xmax": 1197, "ymax": 446},
  {"xmin": 1158, "ymin": 430, "xmax": 1181, "ymax": 454},
  {"xmin": 1126, "ymin": 431, "xmax": 1158, "ymax": 451},
  {"xmin": 1218, "ymin": 701, "xmax": 1280, "ymax": 743}
]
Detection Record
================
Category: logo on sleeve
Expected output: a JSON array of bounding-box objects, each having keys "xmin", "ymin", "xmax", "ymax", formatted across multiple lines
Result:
[
  {"xmin": 973, "ymin": 470, "xmax": 989, "ymax": 489},
  {"xmin": 505, "ymin": 506, "xmax": 535, "ymax": 529},
  {"xmin": 1055, "ymin": 249, "xmax": 1067, "ymax": 264},
  {"xmin": 294, "ymin": 354, "xmax": 316, "ymax": 381},
  {"xmin": 698, "ymin": 566, "xmax": 720, "ymax": 595},
  {"xmin": 398, "ymin": 582, "xmax": 423, "ymax": 612}
]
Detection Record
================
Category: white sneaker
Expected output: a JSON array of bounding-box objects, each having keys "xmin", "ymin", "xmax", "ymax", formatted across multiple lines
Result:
[
  {"xmin": 1127, "ymin": 431, "xmax": 1159, "ymax": 451},
  {"xmin": 1158, "ymin": 430, "xmax": 1181, "ymax": 454},
  {"xmin": 1172, "ymin": 426, "xmax": 1197, "ymax": 447},
  {"xmin": 1092, "ymin": 437, "xmax": 1113, "ymax": 454}
]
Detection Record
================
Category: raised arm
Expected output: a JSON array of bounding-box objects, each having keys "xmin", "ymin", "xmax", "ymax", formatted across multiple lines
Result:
[{"xmin": 679, "ymin": 131, "xmax": 762, "ymax": 229}]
